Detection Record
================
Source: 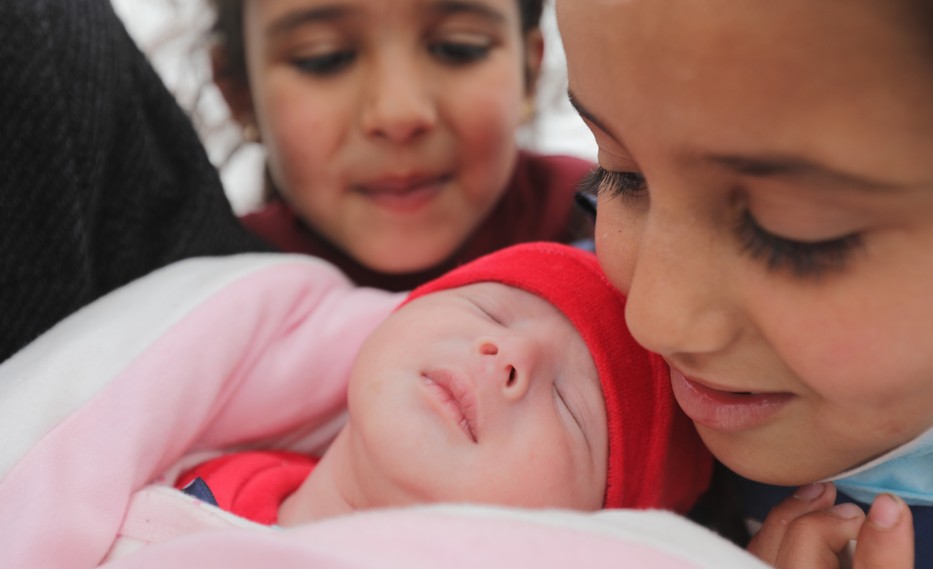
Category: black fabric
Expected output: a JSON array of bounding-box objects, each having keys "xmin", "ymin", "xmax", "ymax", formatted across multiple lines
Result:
[{"xmin": 0, "ymin": 0, "xmax": 268, "ymax": 363}]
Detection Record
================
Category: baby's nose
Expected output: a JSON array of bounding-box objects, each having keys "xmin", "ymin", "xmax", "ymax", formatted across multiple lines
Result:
[{"xmin": 475, "ymin": 337, "xmax": 536, "ymax": 401}]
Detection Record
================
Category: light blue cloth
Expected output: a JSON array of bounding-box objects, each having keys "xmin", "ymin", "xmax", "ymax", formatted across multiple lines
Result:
[{"xmin": 827, "ymin": 426, "xmax": 933, "ymax": 506}]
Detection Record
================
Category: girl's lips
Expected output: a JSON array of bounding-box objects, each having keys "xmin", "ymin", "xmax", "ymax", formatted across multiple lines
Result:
[
  {"xmin": 421, "ymin": 369, "xmax": 478, "ymax": 443},
  {"xmin": 355, "ymin": 174, "xmax": 450, "ymax": 214},
  {"xmin": 669, "ymin": 368, "xmax": 793, "ymax": 433}
]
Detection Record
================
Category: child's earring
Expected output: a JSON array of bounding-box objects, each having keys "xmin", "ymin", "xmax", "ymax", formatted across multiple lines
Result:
[
  {"xmin": 521, "ymin": 98, "xmax": 536, "ymax": 124},
  {"xmin": 242, "ymin": 123, "xmax": 261, "ymax": 144}
]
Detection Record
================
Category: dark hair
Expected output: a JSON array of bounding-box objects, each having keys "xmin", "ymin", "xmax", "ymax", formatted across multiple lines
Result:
[{"xmin": 210, "ymin": 0, "xmax": 545, "ymax": 82}]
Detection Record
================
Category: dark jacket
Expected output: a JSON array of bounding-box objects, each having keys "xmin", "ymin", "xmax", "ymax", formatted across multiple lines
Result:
[{"xmin": 0, "ymin": 0, "xmax": 267, "ymax": 363}]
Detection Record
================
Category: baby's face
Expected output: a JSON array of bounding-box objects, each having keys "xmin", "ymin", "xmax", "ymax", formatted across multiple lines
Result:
[{"xmin": 345, "ymin": 282, "xmax": 608, "ymax": 510}]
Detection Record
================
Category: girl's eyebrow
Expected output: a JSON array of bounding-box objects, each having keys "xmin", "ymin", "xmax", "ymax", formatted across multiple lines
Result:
[
  {"xmin": 702, "ymin": 153, "xmax": 899, "ymax": 193},
  {"xmin": 569, "ymin": 88, "xmax": 904, "ymax": 193},
  {"xmin": 266, "ymin": 1, "xmax": 506, "ymax": 37},
  {"xmin": 427, "ymin": 0, "xmax": 508, "ymax": 25},
  {"xmin": 266, "ymin": 5, "xmax": 353, "ymax": 36}
]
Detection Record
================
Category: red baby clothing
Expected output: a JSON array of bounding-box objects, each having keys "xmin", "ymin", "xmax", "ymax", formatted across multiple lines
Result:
[{"xmin": 175, "ymin": 450, "xmax": 318, "ymax": 525}]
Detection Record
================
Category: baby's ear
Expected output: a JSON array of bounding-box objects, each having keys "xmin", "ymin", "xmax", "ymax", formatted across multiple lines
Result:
[
  {"xmin": 522, "ymin": 27, "xmax": 545, "ymax": 98},
  {"xmin": 211, "ymin": 44, "xmax": 255, "ymax": 128}
]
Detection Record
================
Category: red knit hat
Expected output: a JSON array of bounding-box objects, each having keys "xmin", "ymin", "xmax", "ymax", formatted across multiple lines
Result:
[{"xmin": 405, "ymin": 242, "xmax": 711, "ymax": 512}]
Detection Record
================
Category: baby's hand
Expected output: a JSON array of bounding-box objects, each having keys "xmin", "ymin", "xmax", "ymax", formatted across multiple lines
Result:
[{"xmin": 746, "ymin": 482, "xmax": 913, "ymax": 569}]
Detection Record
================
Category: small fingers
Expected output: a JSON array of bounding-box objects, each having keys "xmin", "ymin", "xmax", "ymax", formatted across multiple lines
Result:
[
  {"xmin": 771, "ymin": 502, "xmax": 865, "ymax": 569},
  {"xmin": 853, "ymin": 494, "xmax": 914, "ymax": 569},
  {"xmin": 747, "ymin": 482, "xmax": 839, "ymax": 563}
]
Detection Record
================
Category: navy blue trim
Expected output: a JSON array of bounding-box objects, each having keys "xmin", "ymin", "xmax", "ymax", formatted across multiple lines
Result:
[{"xmin": 181, "ymin": 477, "xmax": 219, "ymax": 507}]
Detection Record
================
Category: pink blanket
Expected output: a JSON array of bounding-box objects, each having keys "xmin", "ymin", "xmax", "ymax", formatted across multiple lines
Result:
[{"xmin": 0, "ymin": 254, "xmax": 768, "ymax": 568}]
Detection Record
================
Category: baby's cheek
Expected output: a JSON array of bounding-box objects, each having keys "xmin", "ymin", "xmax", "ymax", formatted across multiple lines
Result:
[{"xmin": 539, "ymin": 431, "xmax": 599, "ymax": 508}]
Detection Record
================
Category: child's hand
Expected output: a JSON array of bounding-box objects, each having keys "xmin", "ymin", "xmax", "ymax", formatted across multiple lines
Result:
[{"xmin": 746, "ymin": 482, "xmax": 913, "ymax": 569}]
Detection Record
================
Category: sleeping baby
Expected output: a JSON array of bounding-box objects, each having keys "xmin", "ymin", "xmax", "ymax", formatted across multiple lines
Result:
[{"xmin": 174, "ymin": 243, "xmax": 713, "ymax": 525}]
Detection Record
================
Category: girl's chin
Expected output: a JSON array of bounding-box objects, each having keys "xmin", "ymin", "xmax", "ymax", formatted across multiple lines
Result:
[
  {"xmin": 698, "ymin": 429, "xmax": 843, "ymax": 487},
  {"xmin": 349, "ymin": 241, "xmax": 459, "ymax": 274}
]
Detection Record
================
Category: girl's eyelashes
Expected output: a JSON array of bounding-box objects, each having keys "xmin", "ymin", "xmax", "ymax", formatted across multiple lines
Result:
[
  {"xmin": 291, "ymin": 50, "xmax": 357, "ymax": 76},
  {"xmin": 579, "ymin": 167, "xmax": 863, "ymax": 278},
  {"xmin": 736, "ymin": 210, "xmax": 864, "ymax": 278},
  {"xmin": 429, "ymin": 40, "xmax": 492, "ymax": 65},
  {"xmin": 578, "ymin": 167, "xmax": 647, "ymax": 199}
]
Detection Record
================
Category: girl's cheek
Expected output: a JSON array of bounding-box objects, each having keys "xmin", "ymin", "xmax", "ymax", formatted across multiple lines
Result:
[
  {"xmin": 756, "ymin": 290, "xmax": 905, "ymax": 404},
  {"xmin": 595, "ymin": 207, "xmax": 639, "ymax": 297},
  {"xmin": 446, "ymin": 65, "xmax": 525, "ymax": 131}
]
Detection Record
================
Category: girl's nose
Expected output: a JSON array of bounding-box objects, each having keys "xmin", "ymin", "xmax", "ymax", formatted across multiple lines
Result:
[
  {"xmin": 476, "ymin": 337, "xmax": 535, "ymax": 402},
  {"xmin": 615, "ymin": 211, "xmax": 741, "ymax": 359},
  {"xmin": 361, "ymin": 55, "xmax": 437, "ymax": 143}
]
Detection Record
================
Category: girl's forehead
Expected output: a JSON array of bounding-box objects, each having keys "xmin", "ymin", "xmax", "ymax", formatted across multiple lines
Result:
[
  {"xmin": 560, "ymin": 0, "xmax": 926, "ymax": 71},
  {"xmin": 558, "ymin": 0, "xmax": 933, "ymax": 179},
  {"xmin": 561, "ymin": 0, "xmax": 931, "ymax": 81},
  {"xmin": 242, "ymin": 0, "xmax": 527, "ymax": 47}
]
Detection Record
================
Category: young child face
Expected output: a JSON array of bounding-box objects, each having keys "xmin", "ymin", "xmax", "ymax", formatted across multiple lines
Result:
[
  {"xmin": 345, "ymin": 282, "xmax": 608, "ymax": 510},
  {"xmin": 558, "ymin": 0, "xmax": 933, "ymax": 485},
  {"xmin": 237, "ymin": 0, "xmax": 536, "ymax": 273}
]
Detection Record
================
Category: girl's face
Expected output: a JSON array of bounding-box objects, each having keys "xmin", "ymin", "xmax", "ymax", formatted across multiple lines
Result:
[
  {"xmin": 233, "ymin": 0, "xmax": 538, "ymax": 273},
  {"xmin": 558, "ymin": 0, "xmax": 933, "ymax": 485}
]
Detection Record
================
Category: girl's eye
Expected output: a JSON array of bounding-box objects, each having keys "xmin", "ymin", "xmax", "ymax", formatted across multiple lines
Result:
[
  {"xmin": 429, "ymin": 41, "xmax": 492, "ymax": 64},
  {"xmin": 736, "ymin": 210, "xmax": 863, "ymax": 278},
  {"xmin": 291, "ymin": 51, "xmax": 356, "ymax": 76},
  {"xmin": 578, "ymin": 167, "xmax": 647, "ymax": 199}
]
